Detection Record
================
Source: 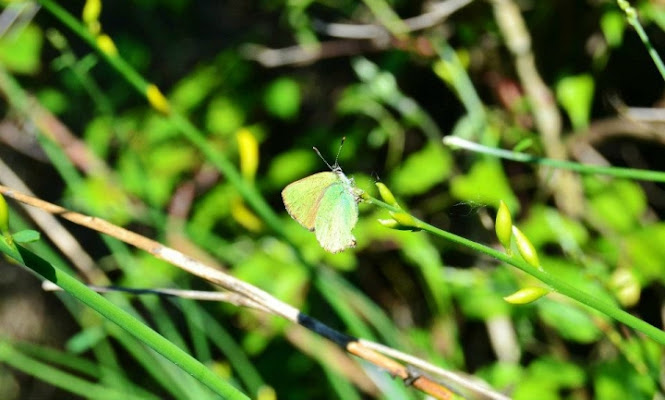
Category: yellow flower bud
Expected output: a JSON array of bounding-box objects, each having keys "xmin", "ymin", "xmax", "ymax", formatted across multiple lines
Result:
[
  {"xmin": 504, "ymin": 287, "xmax": 550, "ymax": 304},
  {"xmin": 495, "ymin": 200, "xmax": 513, "ymax": 254},
  {"xmin": 512, "ymin": 226, "xmax": 540, "ymax": 267},
  {"xmin": 375, "ymin": 182, "xmax": 399, "ymax": 208}
]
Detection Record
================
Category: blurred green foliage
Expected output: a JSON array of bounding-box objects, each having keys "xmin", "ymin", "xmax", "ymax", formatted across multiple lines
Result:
[{"xmin": 1, "ymin": 0, "xmax": 665, "ymax": 399}]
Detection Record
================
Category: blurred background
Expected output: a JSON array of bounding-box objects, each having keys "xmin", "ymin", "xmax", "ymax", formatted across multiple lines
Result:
[{"xmin": 1, "ymin": 0, "xmax": 665, "ymax": 399}]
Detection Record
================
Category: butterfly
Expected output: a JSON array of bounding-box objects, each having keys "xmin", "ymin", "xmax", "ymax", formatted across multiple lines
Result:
[{"xmin": 281, "ymin": 140, "xmax": 361, "ymax": 253}]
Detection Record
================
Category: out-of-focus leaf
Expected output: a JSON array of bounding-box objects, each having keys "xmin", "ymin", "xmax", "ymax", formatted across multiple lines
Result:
[
  {"xmin": 520, "ymin": 205, "xmax": 589, "ymax": 249},
  {"xmin": 513, "ymin": 357, "xmax": 585, "ymax": 400},
  {"xmin": 640, "ymin": 2, "xmax": 665, "ymax": 33},
  {"xmin": 206, "ymin": 96, "xmax": 245, "ymax": 136},
  {"xmin": 624, "ymin": 223, "xmax": 665, "ymax": 283},
  {"xmin": 169, "ymin": 66, "xmax": 219, "ymax": 111},
  {"xmin": 0, "ymin": 24, "xmax": 42, "ymax": 74},
  {"xmin": 190, "ymin": 184, "xmax": 235, "ymax": 233},
  {"xmin": 538, "ymin": 256, "xmax": 615, "ymax": 305},
  {"xmin": 401, "ymin": 233, "xmax": 449, "ymax": 312},
  {"xmin": 36, "ymin": 88, "xmax": 68, "ymax": 115},
  {"xmin": 267, "ymin": 150, "xmax": 318, "ymax": 189},
  {"xmin": 11, "ymin": 230, "xmax": 40, "ymax": 243},
  {"xmin": 390, "ymin": 143, "xmax": 451, "ymax": 196},
  {"xmin": 450, "ymin": 159, "xmax": 519, "ymax": 211},
  {"xmin": 84, "ymin": 116, "xmax": 114, "ymax": 158},
  {"xmin": 556, "ymin": 74, "xmax": 595, "ymax": 130},
  {"xmin": 234, "ymin": 248, "xmax": 308, "ymax": 354},
  {"xmin": 65, "ymin": 326, "xmax": 105, "ymax": 354},
  {"xmin": 593, "ymin": 358, "xmax": 656, "ymax": 400},
  {"xmin": 601, "ymin": 10, "xmax": 626, "ymax": 47},
  {"xmin": 586, "ymin": 178, "xmax": 646, "ymax": 233},
  {"xmin": 121, "ymin": 253, "xmax": 180, "ymax": 288},
  {"xmin": 528, "ymin": 357, "xmax": 585, "ymax": 386},
  {"xmin": 74, "ymin": 176, "xmax": 132, "ymax": 225},
  {"xmin": 234, "ymin": 252, "xmax": 308, "ymax": 308},
  {"xmin": 538, "ymin": 300, "xmax": 602, "ymax": 343},
  {"xmin": 476, "ymin": 362, "xmax": 523, "ymax": 394},
  {"xmin": 264, "ymin": 77, "xmax": 301, "ymax": 120},
  {"xmin": 147, "ymin": 144, "xmax": 197, "ymax": 176},
  {"xmin": 456, "ymin": 273, "xmax": 509, "ymax": 320}
]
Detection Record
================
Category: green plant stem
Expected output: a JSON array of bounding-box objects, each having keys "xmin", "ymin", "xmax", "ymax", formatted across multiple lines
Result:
[
  {"xmin": 444, "ymin": 136, "xmax": 665, "ymax": 183},
  {"xmin": 36, "ymin": 0, "xmax": 286, "ymax": 239},
  {"xmin": 617, "ymin": 0, "xmax": 665, "ymax": 82},
  {"xmin": 0, "ymin": 240, "xmax": 249, "ymax": 400},
  {"xmin": 0, "ymin": 341, "xmax": 159, "ymax": 400},
  {"xmin": 367, "ymin": 196, "xmax": 665, "ymax": 345}
]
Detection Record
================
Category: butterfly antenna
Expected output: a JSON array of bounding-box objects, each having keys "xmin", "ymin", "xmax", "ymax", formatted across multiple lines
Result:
[
  {"xmin": 312, "ymin": 146, "xmax": 334, "ymax": 170},
  {"xmin": 334, "ymin": 137, "xmax": 346, "ymax": 167}
]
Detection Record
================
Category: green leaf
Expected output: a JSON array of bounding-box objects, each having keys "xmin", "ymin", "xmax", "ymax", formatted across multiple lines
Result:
[
  {"xmin": 170, "ymin": 66, "xmax": 220, "ymax": 111},
  {"xmin": 73, "ymin": 177, "xmax": 133, "ymax": 225},
  {"xmin": 66, "ymin": 326, "xmax": 106, "ymax": 354},
  {"xmin": 601, "ymin": 10, "xmax": 626, "ymax": 47},
  {"xmin": 513, "ymin": 357, "xmax": 585, "ymax": 400},
  {"xmin": 520, "ymin": 205, "xmax": 589, "ymax": 249},
  {"xmin": 0, "ymin": 24, "xmax": 43, "ymax": 74},
  {"xmin": 538, "ymin": 256, "xmax": 615, "ymax": 305},
  {"xmin": 586, "ymin": 178, "xmax": 646, "ymax": 233},
  {"xmin": 206, "ymin": 96, "xmax": 245, "ymax": 136},
  {"xmin": 624, "ymin": 223, "xmax": 665, "ymax": 283},
  {"xmin": 593, "ymin": 358, "xmax": 656, "ymax": 400},
  {"xmin": 267, "ymin": 150, "xmax": 318, "ymax": 189},
  {"xmin": 84, "ymin": 116, "xmax": 114, "ymax": 158},
  {"xmin": 556, "ymin": 74, "xmax": 595, "ymax": 130},
  {"xmin": 390, "ymin": 143, "xmax": 452, "ymax": 195},
  {"xmin": 11, "ymin": 230, "xmax": 40, "ymax": 244},
  {"xmin": 538, "ymin": 299, "xmax": 602, "ymax": 343},
  {"xmin": 36, "ymin": 88, "xmax": 68, "ymax": 115},
  {"xmin": 190, "ymin": 184, "xmax": 234, "ymax": 233},
  {"xmin": 456, "ymin": 279, "xmax": 509, "ymax": 320},
  {"xmin": 527, "ymin": 357, "xmax": 585, "ymax": 387},
  {"xmin": 476, "ymin": 362, "xmax": 523, "ymax": 393},
  {"xmin": 450, "ymin": 159, "xmax": 519, "ymax": 211},
  {"xmin": 264, "ymin": 78, "xmax": 301, "ymax": 120}
]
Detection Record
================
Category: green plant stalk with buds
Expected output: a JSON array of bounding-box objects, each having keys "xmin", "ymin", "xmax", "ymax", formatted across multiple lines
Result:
[{"xmin": 370, "ymin": 184, "xmax": 665, "ymax": 345}]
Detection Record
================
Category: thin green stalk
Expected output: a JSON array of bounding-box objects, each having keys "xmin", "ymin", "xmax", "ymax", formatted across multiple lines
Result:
[
  {"xmin": 0, "ymin": 341, "xmax": 159, "ymax": 400},
  {"xmin": 431, "ymin": 39, "xmax": 486, "ymax": 130},
  {"xmin": 366, "ymin": 195, "xmax": 665, "ymax": 346},
  {"xmin": 617, "ymin": 0, "xmax": 665, "ymax": 82},
  {"xmin": 8, "ymin": 340, "xmax": 159, "ymax": 400},
  {"xmin": 0, "ymin": 240, "xmax": 249, "ymax": 400},
  {"xmin": 36, "ymin": 0, "xmax": 286, "ymax": 240},
  {"xmin": 168, "ymin": 297, "xmax": 266, "ymax": 396},
  {"xmin": 444, "ymin": 136, "xmax": 665, "ymax": 183}
]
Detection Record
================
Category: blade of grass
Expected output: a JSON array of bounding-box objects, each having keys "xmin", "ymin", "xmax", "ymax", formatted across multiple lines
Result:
[
  {"xmin": 0, "ymin": 240, "xmax": 249, "ymax": 400},
  {"xmin": 10, "ymin": 339, "xmax": 159, "ymax": 399},
  {"xmin": 617, "ymin": 0, "xmax": 665, "ymax": 82},
  {"xmin": 444, "ymin": 136, "xmax": 665, "ymax": 183},
  {"xmin": 367, "ymin": 195, "xmax": 665, "ymax": 346},
  {"xmin": 179, "ymin": 298, "xmax": 213, "ymax": 364},
  {"xmin": 0, "ymin": 340, "xmax": 160, "ymax": 400},
  {"xmin": 168, "ymin": 297, "xmax": 266, "ymax": 396}
]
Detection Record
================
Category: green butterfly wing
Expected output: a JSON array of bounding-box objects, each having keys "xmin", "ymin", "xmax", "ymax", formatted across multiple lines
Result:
[
  {"xmin": 281, "ymin": 172, "xmax": 340, "ymax": 230},
  {"xmin": 314, "ymin": 182, "xmax": 359, "ymax": 253}
]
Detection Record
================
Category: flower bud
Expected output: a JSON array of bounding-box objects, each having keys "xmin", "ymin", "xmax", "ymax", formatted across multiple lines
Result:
[
  {"xmin": 375, "ymin": 182, "xmax": 399, "ymax": 208},
  {"xmin": 495, "ymin": 200, "xmax": 513, "ymax": 254},
  {"xmin": 512, "ymin": 226, "xmax": 540, "ymax": 267},
  {"xmin": 504, "ymin": 287, "xmax": 550, "ymax": 304}
]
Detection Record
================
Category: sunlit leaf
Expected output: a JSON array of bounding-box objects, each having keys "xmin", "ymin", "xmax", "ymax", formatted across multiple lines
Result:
[
  {"xmin": 264, "ymin": 77, "xmax": 301, "ymax": 120},
  {"xmin": 390, "ymin": 143, "xmax": 452, "ymax": 196}
]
